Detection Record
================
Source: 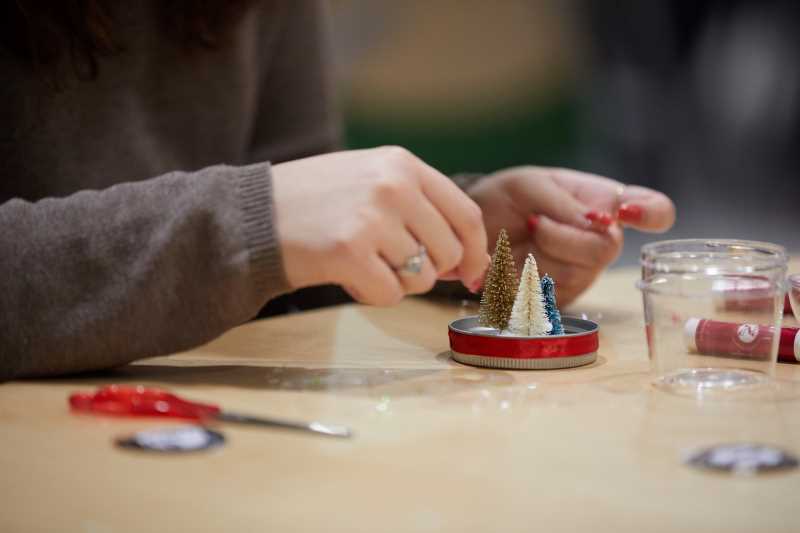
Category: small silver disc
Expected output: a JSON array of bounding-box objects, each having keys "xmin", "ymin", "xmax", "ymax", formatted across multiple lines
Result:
[
  {"xmin": 684, "ymin": 443, "xmax": 798, "ymax": 475},
  {"xmin": 117, "ymin": 425, "xmax": 225, "ymax": 453}
]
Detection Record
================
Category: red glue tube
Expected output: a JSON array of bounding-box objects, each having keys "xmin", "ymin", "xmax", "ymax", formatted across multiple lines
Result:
[{"xmin": 685, "ymin": 318, "xmax": 800, "ymax": 363}]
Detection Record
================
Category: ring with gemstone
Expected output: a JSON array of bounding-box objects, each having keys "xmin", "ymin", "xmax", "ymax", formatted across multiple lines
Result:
[{"xmin": 396, "ymin": 245, "xmax": 427, "ymax": 275}]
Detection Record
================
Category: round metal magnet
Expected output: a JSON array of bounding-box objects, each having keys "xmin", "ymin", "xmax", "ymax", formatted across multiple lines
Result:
[
  {"xmin": 116, "ymin": 425, "xmax": 225, "ymax": 453},
  {"xmin": 448, "ymin": 315, "xmax": 599, "ymax": 370},
  {"xmin": 684, "ymin": 443, "xmax": 799, "ymax": 475}
]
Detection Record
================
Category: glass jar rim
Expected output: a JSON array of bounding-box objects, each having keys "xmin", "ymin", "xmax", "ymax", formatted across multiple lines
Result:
[{"xmin": 640, "ymin": 239, "xmax": 787, "ymax": 276}]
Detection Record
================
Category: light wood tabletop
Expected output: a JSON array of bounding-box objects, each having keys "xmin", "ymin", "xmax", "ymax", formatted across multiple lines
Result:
[{"xmin": 2, "ymin": 264, "xmax": 800, "ymax": 533}]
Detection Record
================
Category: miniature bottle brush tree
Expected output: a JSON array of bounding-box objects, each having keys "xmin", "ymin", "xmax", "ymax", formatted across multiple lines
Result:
[
  {"xmin": 541, "ymin": 274, "xmax": 564, "ymax": 335},
  {"xmin": 507, "ymin": 254, "xmax": 551, "ymax": 336},
  {"xmin": 478, "ymin": 229, "xmax": 517, "ymax": 330},
  {"xmin": 479, "ymin": 230, "xmax": 564, "ymax": 336}
]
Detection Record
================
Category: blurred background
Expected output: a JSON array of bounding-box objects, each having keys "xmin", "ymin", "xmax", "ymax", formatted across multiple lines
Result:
[{"xmin": 329, "ymin": 0, "xmax": 800, "ymax": 265}]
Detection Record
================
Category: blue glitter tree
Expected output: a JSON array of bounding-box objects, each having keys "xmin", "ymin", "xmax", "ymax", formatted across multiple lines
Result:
[{"xmin": 540, "ymin": 274, "xmax": 564, "ymax": 335}]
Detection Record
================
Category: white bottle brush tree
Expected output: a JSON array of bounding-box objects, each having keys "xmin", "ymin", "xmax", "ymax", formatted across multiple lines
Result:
[{"xmin": 507, "ymin": 253, "xmax": 551, "ymax": 336}]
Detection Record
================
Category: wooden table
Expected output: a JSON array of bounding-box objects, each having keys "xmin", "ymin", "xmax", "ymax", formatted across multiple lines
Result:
[{"xmin": 3, "ymin": 265, "xmax": 800, "ymax": 533}]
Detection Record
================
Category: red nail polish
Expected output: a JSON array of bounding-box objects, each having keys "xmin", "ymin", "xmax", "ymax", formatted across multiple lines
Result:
[
  {"xmin": 526, "ymin": 214, "xmax": 539, "ymax": 233},
  {"xmin": 618, "ymin": 203, "xmax": 644, "ymax": 224},
  {"xmin": 468, "ymin": 268, "xmax": 488, "ymax": 293},
  {"xmin": 585, "ymin": 211, "xmax": 612, "ymax": 227},
  {"xmin": 467, "ymin": 281, "xmax": 481, "ymax": 294}
]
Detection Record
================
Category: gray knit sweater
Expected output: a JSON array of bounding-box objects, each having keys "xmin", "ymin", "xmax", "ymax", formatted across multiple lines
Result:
[{"xmin": 0, "ymin": 1, "xmax": 339, "ymax": 379}]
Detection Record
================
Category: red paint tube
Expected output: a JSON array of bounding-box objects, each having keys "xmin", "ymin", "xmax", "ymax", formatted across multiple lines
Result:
[{"xmin": 685, "ymin": 318, "xmax": 800, "ymax": 363}]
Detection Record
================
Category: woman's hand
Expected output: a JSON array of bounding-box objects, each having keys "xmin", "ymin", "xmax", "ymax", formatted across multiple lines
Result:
[
  {"xmin": 468, "ymin": 166, "xmax": 675, "ymax": 305},
  {"xmin": 272, "ymin": 147, "xmax": 490, "ymax": 305}
]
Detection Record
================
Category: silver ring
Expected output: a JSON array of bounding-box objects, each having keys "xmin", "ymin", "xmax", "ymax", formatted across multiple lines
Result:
[{"xmin": 396, "ymin": 245, "xmax": 427, "ymax": 275}]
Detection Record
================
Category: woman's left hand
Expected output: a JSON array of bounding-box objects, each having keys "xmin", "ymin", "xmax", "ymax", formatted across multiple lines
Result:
[{"xmin": 467, "ymin": 166, "xmax": 676, "ymax": 305}]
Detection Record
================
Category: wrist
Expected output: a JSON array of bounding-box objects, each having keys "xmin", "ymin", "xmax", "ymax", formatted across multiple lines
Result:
[{"xmin": 234, "ymin": 162, "xmax": 291, "ymax": 296}]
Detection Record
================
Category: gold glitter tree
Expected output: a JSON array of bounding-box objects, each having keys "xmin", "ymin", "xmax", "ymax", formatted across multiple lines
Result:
[{"xmin": 479, "ymin": 229, "xmax": 518, "ymax": 329}]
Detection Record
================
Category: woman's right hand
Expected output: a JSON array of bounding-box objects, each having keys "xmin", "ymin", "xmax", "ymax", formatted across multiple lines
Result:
[{"xmin": 272, "ymin": 147, "xmax": 490, "ymax": 305}]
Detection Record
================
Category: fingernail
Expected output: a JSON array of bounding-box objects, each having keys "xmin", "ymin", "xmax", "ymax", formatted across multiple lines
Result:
[
  {"xmin": 618, "ymin": 203, "xmax": 644, "ymax": 224},
  {"xmin": 468, "ymin": 280, "xmax": 483, "ymax": 294},
  {"xmin": 585, "ymin": 211, "xmax": 613, "ymax": 228},
  {"xmin": 467, "ymin": 267, "xmax": 488, "ymax": 294},
  {"xmin": 526, "ymin": 214, "xmax": 539, "ymax": 233},
  {"xmin": 438, "ymin": 269, "xmax": 460, "ymax": 281}
]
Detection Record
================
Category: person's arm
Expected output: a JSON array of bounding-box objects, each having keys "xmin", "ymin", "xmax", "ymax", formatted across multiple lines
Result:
[
  {"xmin": 245, "ymin": 0, "xmax": 347, "ymax": 314},
  {"xmin": 0, "ymin": 163, "xmax": 286, "ymax": 380}
]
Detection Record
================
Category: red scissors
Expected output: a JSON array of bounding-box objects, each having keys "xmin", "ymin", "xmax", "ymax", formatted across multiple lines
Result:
[{"xmin": 69, "ymin": 385, "xmax": 351, "ymax": 438}]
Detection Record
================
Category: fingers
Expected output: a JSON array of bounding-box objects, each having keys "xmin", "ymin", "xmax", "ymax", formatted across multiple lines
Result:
[
  {"xmin": 524, "ymin": 248, "xmax": 602, "ymax": 306},
  {"xmin": 617, "ymin": 185, "xmax": 676, "ymax": 233},
  {"xmin": 403, "ymin": 196, "xmax": 464, "ymax": 276},
  {"xmin": 529, "ymin": 214, "xmax": 623, "ymax": 269},
  {"xmin": 437, "ymin": 268, "xmax": 461, "ymax": 281},
  {"xmin": 274, "ymin": 146, "xmax": 491, "ymax": 303},
  {"xmin": 543, "ymin": 167, "xmax": 675, "ymax": 232},
  {"xmin": 414, "ymin": 160, "xmax": 490, "ymax": 287},
  {"xmin": 341, "ymin": 253, "xmax": 404, "ymax": 306},
  {"xmin": 379, "ymin": 227, "xmax": 438, "ymax": 296},
  {"xmin": 523, "ymin": 212, "xmax": 623, "ymax": 304},
  {"xmin": 503, "ymin": 167, "xmax": 591, "ymax": 228}
]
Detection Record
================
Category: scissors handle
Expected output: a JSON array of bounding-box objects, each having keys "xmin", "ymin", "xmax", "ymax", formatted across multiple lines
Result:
[{"xmin": 69, "ymin": 385, "xmax": 221, "ymax": 420}]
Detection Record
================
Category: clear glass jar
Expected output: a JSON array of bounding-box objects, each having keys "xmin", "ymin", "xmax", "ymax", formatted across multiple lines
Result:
[
  {"xmin": 638, "ymin": 239, "xmax": 787, "ymax": 394},
  {"xmin": 788, "ymin": 273, "xmax": 800, "ymax": 320}
]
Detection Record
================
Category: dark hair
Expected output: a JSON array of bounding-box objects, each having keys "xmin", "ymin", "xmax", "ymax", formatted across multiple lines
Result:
[{"xmin": 0, "ymin": 1, "xmax": 258, "ymax": 80}]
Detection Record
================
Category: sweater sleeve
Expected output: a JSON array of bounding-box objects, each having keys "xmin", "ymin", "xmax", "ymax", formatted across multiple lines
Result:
[{"xmin": 0, "ymin": 162, "xmax": 288, "ymax": 380}]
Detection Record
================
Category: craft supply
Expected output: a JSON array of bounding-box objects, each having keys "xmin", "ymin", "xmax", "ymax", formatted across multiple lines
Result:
[
  {"xmin": 466, "ymin": 233, "xmax": 584, "ymax": 368},
  {"xmin": 684, "ymin": 443, "xmax": 798, "ymax": 475},
  {"xmin": 541, "ymin": 274, "xmax": 564, "ymax": 335},
  {"xmin": 449, "ymin": 316, "xmax": 598, "ymax": 369},
  {"xmin": 117, "ymin": 426, "xmax": 225, "ymax": 453},
  {"xmin": 684, "ymin": 318, "xmax": 800, "ymax": 363},
  {"xmin": 70, "ymin": 385, "xmax": 352, "ymax": 438},
  {"xmin": 479, "ymin": 229, "xmax": 517, "ymax": 330},
  {"xmin": 789, "ymin": 274, "xmax": 800, "ymax": 318},
  {"xmin": 638, "ymin": 239, "xmax": 787, "ymax": 392},
  {"xmin": 506, "ymin": 254, "xmax": 550, "ymax": 336}
]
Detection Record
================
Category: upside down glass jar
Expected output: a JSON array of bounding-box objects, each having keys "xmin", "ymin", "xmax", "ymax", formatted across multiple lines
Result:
[{"xmin": 638, "ymin": 239, "xmax": 787, "ymax": 394}]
